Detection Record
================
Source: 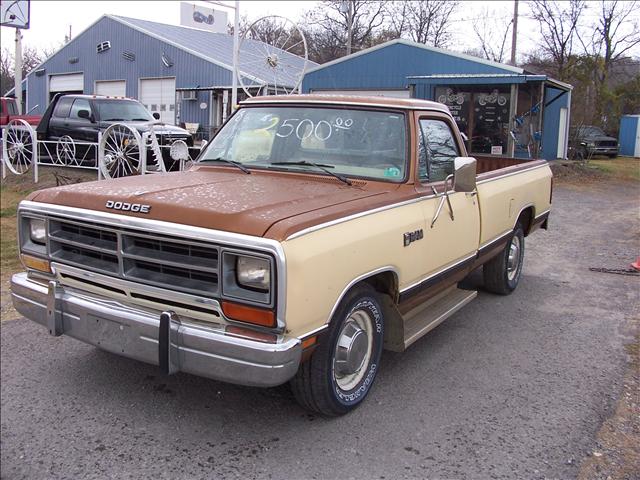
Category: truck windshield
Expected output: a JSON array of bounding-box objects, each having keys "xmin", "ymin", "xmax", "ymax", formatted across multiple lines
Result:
[
  {"xmin": 94, "ymin": 100, "xmax": 154, "ymax": 122},
  {"xmin": 199, "ymin": 106, "xmax": 408, "ymax": 182}
]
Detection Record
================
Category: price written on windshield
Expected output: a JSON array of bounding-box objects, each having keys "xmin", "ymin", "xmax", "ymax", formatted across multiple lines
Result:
[{"xmin": 275, "ymin": 118, "xmax": 353, "ymax": 140}]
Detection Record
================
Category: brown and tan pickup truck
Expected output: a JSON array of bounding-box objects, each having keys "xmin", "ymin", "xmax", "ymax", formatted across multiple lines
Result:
[{"xmin": 11, "ymin": 95, "xmax": 552, "ymax": 416}]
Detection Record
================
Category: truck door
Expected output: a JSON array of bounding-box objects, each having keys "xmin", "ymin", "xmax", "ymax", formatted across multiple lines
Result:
[
  {"xmin": 406, "ymin": 113, "xmax": 480, "ymax": 296},
  {"xmin": 47, "ymin": 97, "xmax": 74, "ymax": 140},
  {"xmin": 66, "ymin": 98, "xmax": 99, "ymax": 143}
]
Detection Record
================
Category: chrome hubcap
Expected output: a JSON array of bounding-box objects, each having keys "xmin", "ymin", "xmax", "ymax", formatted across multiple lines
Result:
[
  {"xmin": 333, "ymin": 310, "xmax": 373, "ymax": 391},
  {"xmin": 507, "ymin": 235, "xmax": 521, "ymax": 281}
]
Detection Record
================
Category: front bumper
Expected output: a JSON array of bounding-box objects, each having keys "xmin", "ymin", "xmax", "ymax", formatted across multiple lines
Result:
[
  {"xmin": 11, "ymin": 272, "xmax": 301, "ymax": 387},
  {"xmin": 587, "ymin": 146, "xmax": 618, "ymax": 156}
]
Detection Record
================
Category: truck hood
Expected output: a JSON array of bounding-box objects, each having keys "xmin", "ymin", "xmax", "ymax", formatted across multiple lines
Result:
[
  {"xmin": 583, "ymin": 134, "xmax": 617, "ymax": 142},
  {"xmin": 28, "ymin": 167, "xmax": 394, "ymax": 239}
]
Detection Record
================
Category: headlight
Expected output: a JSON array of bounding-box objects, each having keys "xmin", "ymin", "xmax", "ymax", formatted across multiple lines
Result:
[
  {"xmin": 29, "ymin": 218, "xmax": 46, "ymax": 245},
  {"xmin": 236, "ymin": 256, "xmax": 270, "ymax": 291}
]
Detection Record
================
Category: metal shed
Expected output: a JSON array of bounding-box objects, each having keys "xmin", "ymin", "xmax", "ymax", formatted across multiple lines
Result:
[
  {"xmin": 19, "ymin": 15, "xmax": 314, "ymax": 140},
  {"xmin": 302, "ymin": 39, "xmax": 573, "ymax": 160},
  {"xmin": 618, "ymin": 115, "xmax": 640, "ymax": 157}
]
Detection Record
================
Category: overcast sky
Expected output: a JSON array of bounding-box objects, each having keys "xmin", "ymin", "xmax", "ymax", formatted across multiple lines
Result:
[{"xmin": 1, "ymin": 1, "xmax": 638, "ymax": 62}]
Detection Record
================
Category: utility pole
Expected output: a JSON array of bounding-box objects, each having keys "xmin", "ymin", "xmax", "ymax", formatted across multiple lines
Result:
[
  {"xmin": 341, "ymin": 0, "xmax": 353, "ymax": 56},
  {"xmin": 231, "ymin": 0, "xmax": 239, "ymax": 108},
  {"xmin": 510, "ymin": 0, "xmax": 518, "ymax": 66},
  {"xmin": 347, "ymin": 0, "xmax": 353, "ymax": 56},
  {"xmin": 15, "ymin": 27, "xmax": 22, "ymax": 114}
]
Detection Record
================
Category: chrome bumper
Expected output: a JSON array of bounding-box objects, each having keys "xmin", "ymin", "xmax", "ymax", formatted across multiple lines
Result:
[{"xmin": 11, "ymin": 272, "xmax": 301, "ymax": 387}]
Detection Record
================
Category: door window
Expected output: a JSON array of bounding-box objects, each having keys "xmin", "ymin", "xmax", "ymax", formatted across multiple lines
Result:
[
  {"xmin": 69, "ymin": 98, "xmax": 91, "ymax": 119},
  {"xmin": 418, "ymin": 119, "xmax": 460, "ymax": 183},
  {"xmin": 53, "ymin": 97, "xmax": 73, "ymax": 118}
]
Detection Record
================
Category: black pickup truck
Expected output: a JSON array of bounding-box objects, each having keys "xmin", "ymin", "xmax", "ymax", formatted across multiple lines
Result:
[
  {"xmin": 569, "ymin": 125, "xmax": 619, "ymax": 159},
  {"xmin": 37, "ymin": 94, "xmax": 194, "ymax": 169}
]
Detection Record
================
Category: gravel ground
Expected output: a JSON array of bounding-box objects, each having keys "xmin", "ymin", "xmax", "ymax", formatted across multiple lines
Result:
[{"xmin": 1, "ymin": 178, "xmax": 638, "ymax": 480}]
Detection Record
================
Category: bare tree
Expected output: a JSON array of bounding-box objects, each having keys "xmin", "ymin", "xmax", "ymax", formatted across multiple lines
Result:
[
  {"xmin": 0, "ymin": 45, "xmax": 55, "ymax": 95},
  {"xmin": 301, "ymin": 0, "xmax": 386, "ymax": 62},
  {"xmin": 472, "ymin": 8, "xmax": 513, "ymax": 63},
  {"xmin": 529, "ymin": 0, "xmax": 586, "ymax": 81},
  {"xmin": 581, "ymin": 0, "xmax": 640, "ymax": 128},
  {"xmin": 384, "ymin": 0, "xmax": 459, "ymax": 48}
]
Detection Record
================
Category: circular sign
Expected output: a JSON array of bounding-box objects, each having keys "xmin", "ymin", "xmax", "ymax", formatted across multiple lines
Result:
[{"xmin": 199, "ymin": 102, "xmax": 207, "ymax": 110}]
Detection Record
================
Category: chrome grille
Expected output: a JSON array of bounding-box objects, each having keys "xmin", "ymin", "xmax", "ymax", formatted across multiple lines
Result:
[{"xmin": 48, "ymin": 218, "xmax": 220, "ymax": 297}]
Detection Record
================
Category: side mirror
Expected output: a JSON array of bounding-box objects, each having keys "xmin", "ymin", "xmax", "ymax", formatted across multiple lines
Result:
[
  {"xmin": 453, "ymin": 157, "xmax": 477, "ymax": 192},
  {"xmin": 77, "ymin": 109, "xmax": 92, "ymax": 120},
  {"xmin": 152, "ymin": 112, "xmax": 160, "ymax": 120}
]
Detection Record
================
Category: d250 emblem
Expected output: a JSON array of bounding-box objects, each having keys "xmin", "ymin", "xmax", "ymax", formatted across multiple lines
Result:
[
  {"xmin": 403, "ymin": 229, "xmax": 423, "ymax": 247},
  {"xmin": 105, "ymin": 200, "xmax": 151, "ymax": 214}
]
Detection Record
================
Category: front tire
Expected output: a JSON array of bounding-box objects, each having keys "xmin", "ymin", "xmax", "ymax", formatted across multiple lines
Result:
[
  {"xmin": 483, "ymin": 223, "xmax": 525, "ymax": 295},
  {"xmin": 290, "ymin": 284, "xmax": 384, "ymax": 416}
]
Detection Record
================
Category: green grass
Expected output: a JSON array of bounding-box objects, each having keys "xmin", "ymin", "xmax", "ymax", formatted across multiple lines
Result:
[
  {"xmin": 588, "ymin": 156, "xmax": 640, "ymax": 182},
  {"xmin": 1, "ymin": 167, "xmax": 97, "ymax": 276}
]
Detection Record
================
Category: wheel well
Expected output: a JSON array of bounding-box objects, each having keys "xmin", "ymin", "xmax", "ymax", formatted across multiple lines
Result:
[
  {"xmin": 517, "ymin": 206, "xmax": 534, "ymax": 236},
  {"xmin": 363, "ymin": 271, "xmax": 399, "ymax": 303}
]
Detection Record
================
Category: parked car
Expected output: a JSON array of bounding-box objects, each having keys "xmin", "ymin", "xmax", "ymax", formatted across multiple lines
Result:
[
  {"xmin": 36, "ymin": 94, "xmax": 194, "ymax": 170},
  {"xmin": 569, "ymin": 125, "xmax": 619, "ymax": 159},
  {"xmin": 0, "ymin": 96, "xmax": 42, "ymax": 128},
  {"xmin": 11, "ymin": 95, "xmax": 552, "ymax": 416}
]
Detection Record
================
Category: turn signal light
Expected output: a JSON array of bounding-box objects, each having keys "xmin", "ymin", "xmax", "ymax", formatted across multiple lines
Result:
[
  {"xmin": 226, "ymin": 325, "xmax": 277, "ymax": 343},
  {"xmin": 221, "ymin": 301, "xmax": 275, "ymax": 328},
  {"xmin": 302, "ymin": 336, "xmax": 317, "ymax": 349},
  {"xmin": 20, "ymin": 254, "xmax": 51, "ymax": 273}
]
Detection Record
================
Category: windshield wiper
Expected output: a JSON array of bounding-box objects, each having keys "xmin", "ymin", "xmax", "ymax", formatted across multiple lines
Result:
[
  {"xmin": 199, "ymin": 157, "xmax": 251, "ymax": 174},
  {"xmin": 131, "ymin": 118, "xmax": 151, "ymax": 121},
  {"xmin": 103, "ymin": 118, "xmax": 125, "ymax": 121},
  {"xmin": 270, "ymin": 161, "xmax": 352, "ymax": 186}
]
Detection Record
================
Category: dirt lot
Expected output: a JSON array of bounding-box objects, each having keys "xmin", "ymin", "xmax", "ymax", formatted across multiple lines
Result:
[{"xmin": 1, "ymin": 159, "xmax": 638, "ymax": 479}]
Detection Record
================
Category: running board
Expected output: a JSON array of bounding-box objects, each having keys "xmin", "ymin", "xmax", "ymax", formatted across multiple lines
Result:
[{"xmin": 384, "ymin": 287, "xmax": 477, "ymax": 352}]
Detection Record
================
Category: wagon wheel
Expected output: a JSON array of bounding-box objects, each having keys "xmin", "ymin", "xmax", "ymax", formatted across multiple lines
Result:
[
  {"xmin": 3, "ymin": 119, "xmax": 36, "ymax": 175},
  {"xmin": 238, "ymin": 15, "xmax": 308, "ymax": 97},
  {"xmin": 55, "ymin": 135, "xmax": 76, "ymax": 166},
  {"xmin": 99, "ymin": 123, "xmax": 142, "ymax": 179}
]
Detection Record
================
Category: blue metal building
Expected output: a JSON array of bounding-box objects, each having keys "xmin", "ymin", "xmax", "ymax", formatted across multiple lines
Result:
[
  {"xmin": 302, "ymin": 39, "xmax": 573, "ymax": 160},
  {"xmin": 18, "ymin": 15, "xmax": 312, "ymax": 139},
  {"xmin": 618, "ymin": 115, "xmax": 640, "ymax": 157}
]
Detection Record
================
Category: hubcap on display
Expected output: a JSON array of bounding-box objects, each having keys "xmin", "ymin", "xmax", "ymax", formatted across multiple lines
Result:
[
  {"xmin": 507, "ymin": 235, "xmax": 521, "ymax": 281},
  {"xmin": 333, "ymin": 309, "xmax": 374, "ymax": 391}
]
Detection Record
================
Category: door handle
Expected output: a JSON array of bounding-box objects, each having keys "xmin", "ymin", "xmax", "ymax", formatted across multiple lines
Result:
[{"xmin": 466, "ymin": 190, "xmax": 478, "ymax": 197}]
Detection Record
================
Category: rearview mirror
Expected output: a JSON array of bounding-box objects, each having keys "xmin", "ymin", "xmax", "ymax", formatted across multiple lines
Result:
[
  {"xmin": 453, "ymin": 157, "xmax": 477, "ymax": 192},
  {"xmin": 152, "ymin": 112, "xmax": 160, "ymax": 120},
  {"xmin": 77, "ymin": 109, "xmax": 91, "ymax": 120}
]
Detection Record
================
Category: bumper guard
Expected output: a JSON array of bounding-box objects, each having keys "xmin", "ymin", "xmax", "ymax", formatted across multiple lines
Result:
[{"xmin": 11, "ymin": 272, "xmax": 301, "ymax": 387}]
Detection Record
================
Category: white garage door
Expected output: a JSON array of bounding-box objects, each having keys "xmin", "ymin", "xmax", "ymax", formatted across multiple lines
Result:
[
  {"xmin": 95, "ymin": 80, "xmax": 126, "ymax": 97},
  {"xmin": 139, "ymin": 77, "xmax": 176, "ymax": 124},
  {"xmin": 312, "ymin": 89, "xmax": 411, "ymax": 98},
  {"xmin": 49, "ymin": 73, "xmax": 84, "ymax": 92}
]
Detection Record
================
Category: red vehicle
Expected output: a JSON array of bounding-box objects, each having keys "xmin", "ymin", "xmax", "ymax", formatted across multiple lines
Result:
[{"xmin": 0, "ymin": 97, "xmax": 41, "ymax": 128}]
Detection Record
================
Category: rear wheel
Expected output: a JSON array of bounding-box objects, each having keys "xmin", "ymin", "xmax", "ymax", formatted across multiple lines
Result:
[
  {"xmin": 290, "ymin": 284, "xmax": 384, "ymax": 416},
  {"xmin": 483, "ymin": 223, "xmax": 525, "ymax": 295}
]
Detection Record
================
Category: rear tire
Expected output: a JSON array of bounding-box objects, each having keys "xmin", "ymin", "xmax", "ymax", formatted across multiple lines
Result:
[
  {"xmin": 290, "ymin": 284, "xmax": 384, "ymax": 416},
  {"xmin": 483, "ymin": 223, "xmax": 525, "ymax": 295}
]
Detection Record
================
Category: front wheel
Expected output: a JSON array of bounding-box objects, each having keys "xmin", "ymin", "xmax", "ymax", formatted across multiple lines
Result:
[
  {"xmin": 290, "ymin": 284, "xmax": 384, "ymax": 416},
  {"xmin": 483, "ymin": 223, "xmax": 525, "ymax": 295}
]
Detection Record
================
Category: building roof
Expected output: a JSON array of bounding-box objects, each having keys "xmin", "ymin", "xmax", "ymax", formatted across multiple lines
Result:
[
  {"xmin": 110, "ymin": 15, "xmax": 316, "ymax": 88},
  {"xmin": 305, "ymin": 39, "xmax": 525, "ymax": 76},
  {"xmin": 407, "ymin": 73, "xmax": 572, "ymax": 91}
]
